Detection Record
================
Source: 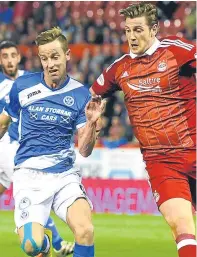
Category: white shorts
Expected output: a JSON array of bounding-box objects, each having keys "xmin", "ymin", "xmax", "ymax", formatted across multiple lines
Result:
[
  {"xmin": 13, "ymin": 168, "xmax": 93, "ymax": 228},
  {"xmin": 0, "ymin": 133, "xmax": 19, "ymax": 188}
]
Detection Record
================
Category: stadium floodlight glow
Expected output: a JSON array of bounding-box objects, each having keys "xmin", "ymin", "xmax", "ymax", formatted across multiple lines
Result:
[
  {"xmin": 120, "ymin": 21, "xmax": 125, "ymax": 29},
  {"xmin": 176, "ymin": 32, "xmax": 183, "ymax": 38},
  {"xmin": 87, "ymin": 10, "xmax": 93, "ymax": 18},
  {"xmin": 33, "ymin": 1, "xmax": 39, "ymax": 8},
  {"xmin": 121, "ymin": 34, "xmax": 127, "ymax": 42},
  {"xmin": 185, "ymin": 7, "xmax": 192, "ymax": 15},
  {"xmin": 109, "ymin": 8, "xmax": 116, "ymax": 17},
  {"xmin": 174, "ymin": 19, "xmax": 181, "ymax": 28},
  {"xmin": 164, "ymin": 20, "xmax": 170, "ymax": 28},
  {"xmin": 55, "ymin": 2, "xmax": 61, "ymax": 8},
  {"xmin": 109, "ymin": 22, "xmax": 116, "ymax": 30},
  {"xmin": 97, "ymin": 9, "xmax": 104, "ymax": 16}
]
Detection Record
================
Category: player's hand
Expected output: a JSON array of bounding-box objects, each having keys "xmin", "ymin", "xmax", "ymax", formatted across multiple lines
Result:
[{"xmin": 85, "ymin": 95, "xmax": 106, "ymax": 124}]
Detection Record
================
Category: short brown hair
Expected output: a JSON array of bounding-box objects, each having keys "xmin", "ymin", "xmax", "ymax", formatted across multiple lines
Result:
[
  {"xmin": 35, "ymin": 27, "xmax": 68, "ymax": 53},
  {"xmin": 120, "ymin": 2, "xmax": 158, "ymax": 27}
]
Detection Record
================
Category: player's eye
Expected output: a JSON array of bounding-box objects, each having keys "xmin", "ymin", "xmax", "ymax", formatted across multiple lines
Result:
[
  {"xmin": 125, "ymin": 29, "xmax": 130, "ymax": 33},
  {"xmin": 135, "ymin": 29, "xmax": 143, "ymax": 33},
  {"xmin": 41, "ymin": 57, "xmax": 47, "ymax": 61},
  {"xmin": 53, "ymin": 55, "xmax": 59, "ymax": 60}
]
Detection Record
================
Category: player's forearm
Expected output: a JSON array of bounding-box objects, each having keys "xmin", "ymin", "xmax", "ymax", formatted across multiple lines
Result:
[{"xmin": 78, "ymin": 121, "xmax": 98, "ymax": 157}]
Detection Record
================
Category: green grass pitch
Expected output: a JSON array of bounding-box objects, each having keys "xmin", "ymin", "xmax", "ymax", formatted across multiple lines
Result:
[{"xmin": 0, "ymin": 211, "xmax": 179, "ymax": 257}]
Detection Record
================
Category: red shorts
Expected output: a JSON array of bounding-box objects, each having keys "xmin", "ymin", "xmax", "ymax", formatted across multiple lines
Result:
[{"xmin": 145, "ymin": 150, "xmax": 196, "ymax": 208}]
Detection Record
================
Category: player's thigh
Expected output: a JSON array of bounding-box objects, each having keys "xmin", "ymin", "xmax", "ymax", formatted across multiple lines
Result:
[
  {"xmin": 67, "ymin": 198, "xmax": 93, "ymax": 232},
  {"xmin": 159, "ymin": 198, "xmax": 195, "ymax": 236},
  {"xmin": 14, "ymin": 188, "xmax": 53, "ymax": 230},
  {"xmin": 13, "ymin": 170, "xmax": 54, "ymax": 229},
  {"xmin": 147, "ymin": 161, "xmax": 195, "ymax": 234},
  {"xmin": 146, "ymin": 161, "xmax": 193, "ymax": 207},
  {"xmin": 53, "ymin": 173, "xmax": 93, "ymax": 224}
]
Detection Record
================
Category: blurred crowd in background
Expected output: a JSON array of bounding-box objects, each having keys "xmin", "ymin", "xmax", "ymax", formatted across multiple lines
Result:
[{"xmin": 0, "ymin": 1, "xmax": 196, "ymax": 148}]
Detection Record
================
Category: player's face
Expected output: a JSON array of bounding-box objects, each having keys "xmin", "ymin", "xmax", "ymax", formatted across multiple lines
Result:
[
  {"xmin": 38, "ymin": 39, "xmax": 70, "ymax": 85},
  {"xmin": 125, "ymin": 16, "xmax": 158, "ymax": 55},
  {"xmin": 0, "ymin": 47, "xmax": 21, "ymax": 79}
]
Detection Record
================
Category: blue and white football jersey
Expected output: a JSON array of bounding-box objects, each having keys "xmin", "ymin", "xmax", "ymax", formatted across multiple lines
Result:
[
  {"xmin": 4, "ymin": 72, "xmax": 91, "ymax": 173},
  {"xmin": 0, "ymin": 70, "xmax": 28, "ymax": 141}
]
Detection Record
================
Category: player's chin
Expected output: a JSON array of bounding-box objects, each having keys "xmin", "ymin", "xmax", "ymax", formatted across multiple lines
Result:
[
  {"xmin": 50, "ymin": 75, "xmax": 60, "ymax": 83},
  {"xmin": 7, "ymin": 70, "xmax": 16, "ymax": 76},
  {"xmin": 130, "ymin": 47, "xmax": 141, "ymax": 54}
]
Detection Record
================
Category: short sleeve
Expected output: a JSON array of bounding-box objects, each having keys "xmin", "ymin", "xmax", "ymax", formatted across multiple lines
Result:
[
  {"xmin": 4, "ymin": 81, "xmax": 21, "ymax": 121},
  {"xmin": 91, "ymin": 63, "xmax": 121, "ymax": 98},
  {"xmin": 161, "ymin": 36, "xmax": 196, "ymax": 68},
  {"xmin": 178, "ymin": 42, "xmax": 196, "ymax": 68}
]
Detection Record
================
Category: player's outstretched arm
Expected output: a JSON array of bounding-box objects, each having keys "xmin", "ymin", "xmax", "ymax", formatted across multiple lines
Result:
[
  {"xmin": 77, "ymin": 96, "xmax": 105, "ymax": 157},
  {"xmin": 0, "ymin": 113, "xmax": 11, "ymax": 139},
  {"xmin": 89, "ymin": 87, "xmax": 97, "ymax": 97}
]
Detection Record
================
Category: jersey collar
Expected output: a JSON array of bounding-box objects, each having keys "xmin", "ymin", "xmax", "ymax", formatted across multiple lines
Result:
[
  {"xmin": 130, "ymin": 38, "xmax": 160, "ymax": 59},
  {"xmin": 1, "ymin": 69, "xmax": 25, "ymax": 81},
  {"xmin": 18, "ymin": 70, "xmax": 25, "ymax": 77},
  {"xmin": 41, "ymin": 72, "xmax": 70, "ymax": 91}
]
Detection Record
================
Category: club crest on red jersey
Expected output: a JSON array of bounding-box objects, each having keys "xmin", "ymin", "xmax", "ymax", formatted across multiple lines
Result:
[{"xmin": 157, "ymin": 61, "xmax": 167, "ymax": 72}]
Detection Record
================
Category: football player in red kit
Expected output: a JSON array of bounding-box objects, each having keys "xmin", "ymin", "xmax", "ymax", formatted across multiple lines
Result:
[{"xmin": 91, "ymin": 3, "xmax": 196, "ymax": 257}]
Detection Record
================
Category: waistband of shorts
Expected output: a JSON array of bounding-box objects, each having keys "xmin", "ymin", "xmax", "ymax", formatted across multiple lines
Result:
[
  {"xmin": 143, "ymin": 149, "xmax": 196, "ymax": 162},
  {"xmin": 14, "ymin": 165, "xmax": 80, "ymax": 177}
]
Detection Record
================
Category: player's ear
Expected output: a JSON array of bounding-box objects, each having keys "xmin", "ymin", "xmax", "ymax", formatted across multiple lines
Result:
[
  {"xmin": 151, "ymin": 23, "xmax": 159, "ymax": 37},
  {"xmin": 65, "ymin": 49, "xmax": 70, "ymax": 61},
  {"xmin": 17, "ymin": 52, "xmax": 21, "ymax": 63}
]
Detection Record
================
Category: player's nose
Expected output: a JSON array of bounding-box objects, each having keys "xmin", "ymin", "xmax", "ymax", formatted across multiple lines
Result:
[
  {"xmin": 130, "ymin": 35, "xmax": 137, "ymax": 41},
  {"xmin": 47, "ymin": 58, "xmax": 55, "ymax": 68},
  {"xmin": 129, "ymin": 31, "xmax": 136, "ymax": 40}
]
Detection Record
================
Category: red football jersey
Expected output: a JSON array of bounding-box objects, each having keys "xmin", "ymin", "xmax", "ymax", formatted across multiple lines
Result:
[{"xmin": 92, "ymin": 36, "xmax": 196, "ymax": 159}]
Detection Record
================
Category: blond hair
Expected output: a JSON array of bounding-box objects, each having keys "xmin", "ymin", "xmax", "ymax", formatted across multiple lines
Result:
[
  {"xmin": 120, "ymin": 2, "xmax": 158, "ymax": 27},
  {"xmin": 35, "ymin": 27, "xmax": 68, "ymax": 52}
]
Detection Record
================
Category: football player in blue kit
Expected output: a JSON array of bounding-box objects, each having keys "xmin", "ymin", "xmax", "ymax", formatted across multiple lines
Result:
[
  {"xmin": 0, "ymin": 40, "xmax": 74, "ymax": 256},
  {"xmin": 0, "ymin": 28, "xmax": 104, "ymax": 257}
]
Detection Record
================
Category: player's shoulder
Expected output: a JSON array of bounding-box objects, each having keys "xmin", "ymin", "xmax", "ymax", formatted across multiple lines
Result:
[
  {"xmin": 15, "ymin": 72, "xmax": 42, "ymax": 90},
  {"xmin": 69, "ymin": 77, "xmax": 90, "ymax": 96},
  {"xmin": 106, "ymin": 54, "xmax": 130, "ymax": 73},
  {"xmin": 68, "ymin": 77, "xmax": 91, "ymax": 109},
  {"xmin": 18, "ymin": 70, "xmax": 31, "ymax": 77},
  {"xmin": 0, "ymin": 72, "xmax": 7, "ymax": 83},
  {"xmin": 16, "ymin": 71, "xmax": 41, "ymax": 82},
  {"xmin": 159, "ymin": 36, "xmax": 195, "ymax": 51}
]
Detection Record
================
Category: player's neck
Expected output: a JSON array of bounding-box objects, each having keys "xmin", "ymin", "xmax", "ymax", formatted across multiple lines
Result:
[
  {"xmin": 44, "ymin": 72, "xmax": 68, "ymax": 89},
  {"xmin": 3, "ymin": 70, "xmax": 19, "ymax": 81},
  {"xmin": 131, "ymin": 37, "xmax": 157, "ymax": 57},
  {"xmin": 144, "ymin": 37, "xmax": 157, "ymax": 53}
]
